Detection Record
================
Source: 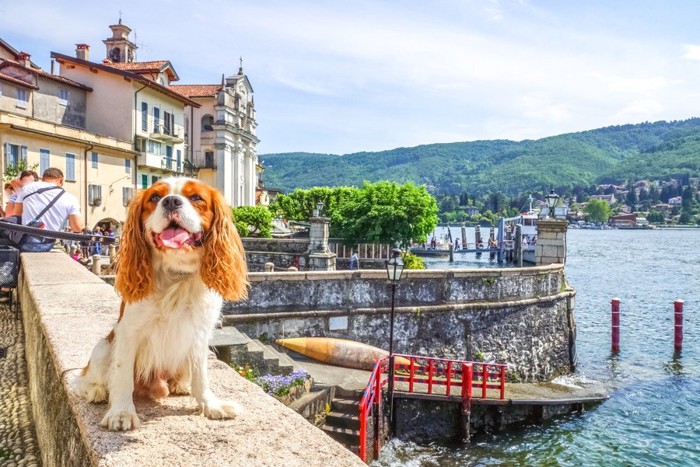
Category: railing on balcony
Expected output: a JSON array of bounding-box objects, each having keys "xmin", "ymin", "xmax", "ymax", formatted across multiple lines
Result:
[{"xmin": 192, "ymin": 150, "xmax": 217, "ymax": 170}]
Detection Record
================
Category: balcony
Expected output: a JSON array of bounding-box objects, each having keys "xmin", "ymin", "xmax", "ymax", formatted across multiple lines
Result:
[
  {"xmin": 149, "ymin": 125, "xmax": 184, "ymax": 144},
  {"xmin": 192, "ymin": 150, "xmax": 217, "ymax": 170},
  {"xmin": 137, "ymin": 152, "xmax": 183, "ymax": 174}
]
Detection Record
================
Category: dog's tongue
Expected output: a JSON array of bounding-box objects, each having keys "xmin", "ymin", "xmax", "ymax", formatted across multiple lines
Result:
[{"xmin": 158, "ymin": 228, "xmax": 190, "ymax": 248}]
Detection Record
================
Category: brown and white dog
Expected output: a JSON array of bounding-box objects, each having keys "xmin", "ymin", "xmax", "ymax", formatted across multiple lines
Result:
[{"xmin": 72, "ymin": 177, "xmax": 248, "ymax": 430}]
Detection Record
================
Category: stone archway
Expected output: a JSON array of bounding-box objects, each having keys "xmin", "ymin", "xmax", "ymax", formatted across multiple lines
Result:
[{"xmin": 93, "ymin": 217, "xmax": 120, "ymax": 235}]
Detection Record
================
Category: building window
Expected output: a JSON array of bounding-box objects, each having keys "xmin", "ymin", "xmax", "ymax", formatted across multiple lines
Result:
[
  {"xmin": 176, "ymin": 149, "xmax": 182, "ymax": 172},
  {"xmin": 201, "ymin": 115, "xmax": 214, "ymax": 131},
  {"xmin": 91, "ymin": 151, "xmax": 98, "ymax": 168},
  {"xmin": 4, "ymin": 143, "xmax": 19, "ymax": 167},
  {"xmin": 88, "ymin": 184, "xmax": 102, "ymax": 206},
  {"xmin": 205, "ymin": 151, "xmax": 215, "ymax": 168},
  {"xmin": 59, "ymin": 89, "xmax": 69, "ymax": 105},
  {"xmin": 147, "ymin": 140, "xmax": 163, "ymax": 155},
  {"xmin": 141, "ymin": 174, "xmax": 148, "ymax": 189},
  {"xmin": 153, "ymin": 107, "xmax": 160, "ymax": 133},
  {"xmin": 20, "ymin": 145, "xmax": 27, "ymax": 162},
  {"xmin": 141, "ymin": 102, "xmax": 148, "ymax": 132},
  {"xmin": 39, "ymin": 148, "xmax": 50, "ymax": 175},
  {"xmin": 151, "ymin": 175, "xmax": 159, "ymax": 185},
  {"xmin": 16, "ymin": 89, "xmax": 28, "ymax": 108},
  {"xmin": 122, "ymin": 186, "xmax": 134, "ymax": 206},
  {"xmin": 65, "ymin": 153, "xmax": 76, "ymax": 181},
  {"xmin": 125, "ymin": 158, "xmax": 131, "ymax": 174},
  {"xmin": 163, "ymin": 111, "xmax": 171, "ymax": 135}
]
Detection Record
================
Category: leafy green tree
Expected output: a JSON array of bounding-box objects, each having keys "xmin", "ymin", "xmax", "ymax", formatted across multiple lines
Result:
[
  {"xmin": 679, "ymin": 210, "xmax": 692, "ymax": 224},
  {"xmin": 335, "ymin": 181, "xmax": 438, "ymax": 246},
  {"xmin": 646, "ymin": 210, "xmax": 665, "ymax": 223},
  {"xmin": 584, "ymin": 199, "xmax": 613, "ymax": 223},
  {"xmin": 4, "ymin": 159, "xmax": 39, "ymax": 181},
  {"xmin": 232, "ymin": 206, "xmax": 273, "ymax": 238},
  {"xmin": 270, "ymin": 186, "xmax": 356, "ymax": 223}
]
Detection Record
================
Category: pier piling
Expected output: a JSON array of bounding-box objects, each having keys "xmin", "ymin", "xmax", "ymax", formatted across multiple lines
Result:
[
  {"xmin": 674, "ymin": 299, "xmax": 684, "ymax": 353},
  {"xmin": 611, "ymin": 298, "xmax": 620, "ymax": 353}
]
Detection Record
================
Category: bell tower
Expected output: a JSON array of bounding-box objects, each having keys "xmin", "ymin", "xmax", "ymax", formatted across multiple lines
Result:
[{"xmin": 102, "ymin": 18, "xmax": 137, "ymax": 63}]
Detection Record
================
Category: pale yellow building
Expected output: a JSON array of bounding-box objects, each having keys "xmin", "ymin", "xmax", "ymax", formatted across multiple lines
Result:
[{"xmin": 0, "ymin": 39, "xmax": 136, "ymax": 231}]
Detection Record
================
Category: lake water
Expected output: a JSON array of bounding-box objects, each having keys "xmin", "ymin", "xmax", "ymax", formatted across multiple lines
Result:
[{"xmin": 375, "ymin": 228, "xmax": 700, "ymax": 466}]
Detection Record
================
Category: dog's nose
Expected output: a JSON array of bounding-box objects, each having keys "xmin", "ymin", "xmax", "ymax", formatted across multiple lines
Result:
[{"xmin": 161, "ymin": 195, "xmax": 183, "ymax": 212}]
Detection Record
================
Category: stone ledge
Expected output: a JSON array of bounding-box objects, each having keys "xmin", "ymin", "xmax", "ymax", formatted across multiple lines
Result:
[{"xmin": 19, "ymin": 252, "xmax": 362, "ymax": 467}]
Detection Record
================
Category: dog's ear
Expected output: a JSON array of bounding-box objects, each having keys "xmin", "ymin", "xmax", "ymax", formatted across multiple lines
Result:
[
  {"xmin": 115, "ymin": 190, "xmax": 153, "ymax": 303},
  {"xmin": 200, "ymin": 187, "xmax": 248, "ymax": 301}
]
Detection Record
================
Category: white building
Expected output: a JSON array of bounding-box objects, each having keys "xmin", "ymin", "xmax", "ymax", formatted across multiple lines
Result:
[{"xmin": 171, "ymin": 63, "xmax": 259, "ymax": 207}]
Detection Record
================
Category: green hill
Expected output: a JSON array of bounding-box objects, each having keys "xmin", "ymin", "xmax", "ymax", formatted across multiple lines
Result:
[{"xmin": 260, "ymin": 119, "xmax": 700, "ymax": 195}]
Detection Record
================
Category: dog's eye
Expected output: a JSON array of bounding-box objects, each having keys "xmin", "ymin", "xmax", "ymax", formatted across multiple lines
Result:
[
  {"xmin": 188, "ymin": 194, "xmax": 203, "ymax": 202},
  {"xmin": 150, "ymin": 194, "xmax": 162, "ymax": 203}
]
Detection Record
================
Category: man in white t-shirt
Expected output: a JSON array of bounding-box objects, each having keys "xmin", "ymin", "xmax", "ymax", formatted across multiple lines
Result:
[{"xmin": 13, "ymin": 167, "xmax": 84, "ymax": 252}]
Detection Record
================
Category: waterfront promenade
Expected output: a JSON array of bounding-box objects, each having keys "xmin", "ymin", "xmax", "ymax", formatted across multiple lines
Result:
[{"xmin": 0, "ymin": 303, "xmax": 40, "ymax": 466}]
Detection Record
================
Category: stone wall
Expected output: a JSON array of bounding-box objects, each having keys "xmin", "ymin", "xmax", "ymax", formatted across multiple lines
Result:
[
  {"xmin": 242, "ymin": 238, "xmax": 309, "ymax": 271},
  {"xmin": 223, "ymin": 265, "xmax": 576, "ymax": 382}
]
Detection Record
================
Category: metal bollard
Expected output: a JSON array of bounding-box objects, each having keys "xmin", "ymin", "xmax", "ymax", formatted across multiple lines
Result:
[
  {"xmin": 674, "ymin": 299, "xmax": 684, "ymax": 353},
  {"xmin": 611, "ymin": 298, "xmax": 620, "ymax": 353}
]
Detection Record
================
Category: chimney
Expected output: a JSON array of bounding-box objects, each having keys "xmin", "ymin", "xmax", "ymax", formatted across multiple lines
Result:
[
  {"xmin": 76, "ymin": 44, "xmax": 90, "ymax": 61},
  {"xmin": 17, "ymin": 52, "xmax": 31, "ymax": 68}
]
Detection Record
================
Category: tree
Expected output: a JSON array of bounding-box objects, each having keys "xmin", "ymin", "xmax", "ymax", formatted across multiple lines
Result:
[
  {"xmin": 584, "ymin": 199, "xmax": 613, "ymax": 223},
  {"xmin": 4, "ymin": 159, "xmax": 38, "ymax": 181},
  {"xmin": 646, "ymin": 210, "xmax": 665, "ymax": 224},
  {"xmin": 335, "ymin": 181, "xmax": 438, "ymax": 246},
  {"xmin": 270, "ymin": 186, "xmax": 356, "ymax": 222},
  {"xmin": 232, "ymin": 206, "xmax": 273, "ymax": 238}
]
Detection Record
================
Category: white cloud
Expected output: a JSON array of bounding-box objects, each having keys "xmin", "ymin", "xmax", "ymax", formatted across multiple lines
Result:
[{"xmin": 2, "ymin": 0, "xmax": 700, "ymax": 154}]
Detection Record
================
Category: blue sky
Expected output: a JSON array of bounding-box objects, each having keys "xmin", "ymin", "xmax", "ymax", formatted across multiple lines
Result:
[{"xmin": 2, "ymin": 1, "xmax": 700, "ymax": 155}]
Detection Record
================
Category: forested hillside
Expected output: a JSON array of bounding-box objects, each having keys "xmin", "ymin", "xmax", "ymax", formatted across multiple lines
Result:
[{"xmin": 261, "ymin": 119, "xmax": 700, "ymax": 195}]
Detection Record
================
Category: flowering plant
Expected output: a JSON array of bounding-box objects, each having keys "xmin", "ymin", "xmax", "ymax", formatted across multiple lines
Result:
[{"xmin": 253, "ymin": 369, "xmax": 310, "ymax": 397}]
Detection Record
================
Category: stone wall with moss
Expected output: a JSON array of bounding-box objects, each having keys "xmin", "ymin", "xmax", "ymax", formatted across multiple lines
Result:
[{"xmin": 223, "ymin": 265, "xmax": 576, "ymax": 382}]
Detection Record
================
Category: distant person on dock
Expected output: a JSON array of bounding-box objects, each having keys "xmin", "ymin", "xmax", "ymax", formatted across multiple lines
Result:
[
  {"xmin": 430, "ymin": 236, "xmax": 437, "ymax": 249},
  {"xmin": 455, "ymin": 238, "xmax": 461, "ymax": 251}
]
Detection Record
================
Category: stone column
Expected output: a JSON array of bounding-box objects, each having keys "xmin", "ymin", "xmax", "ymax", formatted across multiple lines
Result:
[
  {"xmin": 306, "ymin": 215, "xmax": 336, "ymax": 271},
  {"xmin": 535, "ymin": 219, "xmax": 568, "ymax": 265}
]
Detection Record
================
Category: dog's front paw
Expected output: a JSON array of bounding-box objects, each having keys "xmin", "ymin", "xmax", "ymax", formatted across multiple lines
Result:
[
  {"xmin": 100, "ymin": 407, "xmax": 141, "ymax": 431},
  {"xmin": 201, "ymin": 399, "xmax": 243, "ymax": 420}
]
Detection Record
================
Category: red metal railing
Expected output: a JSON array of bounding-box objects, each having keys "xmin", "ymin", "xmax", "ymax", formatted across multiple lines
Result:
[
  {"xmin": 358, "ymin": 357, "xmax": 388, "ymax": 463},
  {"xmin": 356, "ymin": 355, "xmax": 507, "ymax": 463},
  {"xmin": 392, "ymin": 355, "xmax": 506, "ymax": 400}
]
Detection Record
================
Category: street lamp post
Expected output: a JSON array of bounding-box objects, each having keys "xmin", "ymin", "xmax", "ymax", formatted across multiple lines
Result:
[
  {"xmin": 385, "ymin": 248, "xmax": 404, "ymax": 432},
  {"xmin": 545, "ymin": 190, "xmax": 560, "ymax": 219}
]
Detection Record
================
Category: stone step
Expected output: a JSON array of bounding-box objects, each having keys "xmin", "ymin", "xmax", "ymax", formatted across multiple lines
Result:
[
  {"xmin": 325, "ymin": 411, "xmax": 360, "ymax": 430},
  {"xmin": 332, "ymin": 398, "xmax": 360, "ymax": 414},
  {"xmin": 209, "ymin": 326, "xmax": 249, "ymax": 348},
  {"xmin": 263, "ymin": 344, "xmax": 298, "ymax": 373},
  {"xmin": 321, "ymin": 424, "xmax": 360, "ymax": 447}
]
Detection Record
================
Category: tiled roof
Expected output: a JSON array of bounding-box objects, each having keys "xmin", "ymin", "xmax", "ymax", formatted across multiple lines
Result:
[
  {"xmin": 104, "ymin": 60, "xmax": 169, "ymax": 72},
  {"xmin": 0, "ymin": 71, "xmax": 38, "ymax": 89},
  {"xmin": 35, "ymin": 68, "xmax": 93, "ymax": 91},
  {"xmin": 169, "ymin": 84, "xmax": 221, "ymax": 98}
]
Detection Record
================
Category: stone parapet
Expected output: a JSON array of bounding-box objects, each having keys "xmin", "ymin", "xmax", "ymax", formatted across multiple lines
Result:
[
  {"xmin": 18, "ymin": 252, "xmax": 362, "ymax": 467},
  {"xmin": 535, "ymin": 219, "xmax": 568, "ymax": 265}
]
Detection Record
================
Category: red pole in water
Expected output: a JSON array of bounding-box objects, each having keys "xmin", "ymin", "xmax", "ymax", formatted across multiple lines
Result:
[
  {"xmin": 674, "ymin": 300, "xmax": 684, "ymax": 353},
  {"xmin": 611, "ymin": 298, "xmax": 620, "ymax": 353}
]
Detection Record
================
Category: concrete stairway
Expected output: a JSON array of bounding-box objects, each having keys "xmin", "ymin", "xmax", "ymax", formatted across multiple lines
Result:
[
  {"xmin": 210, "ymin": 327, "xmax": 299, "ymax": 375},
  {"xmin": 321, "ymin": 388, "xmax": 364, "ymax": 456}
]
